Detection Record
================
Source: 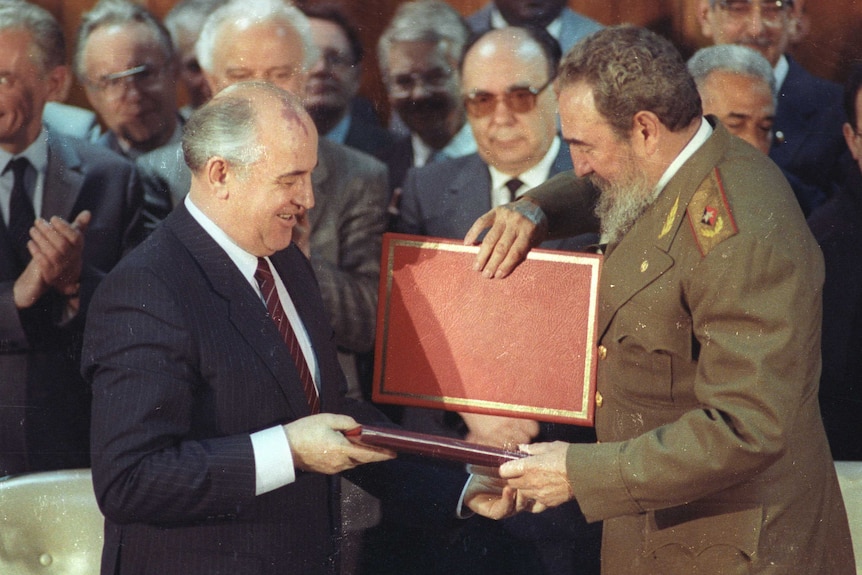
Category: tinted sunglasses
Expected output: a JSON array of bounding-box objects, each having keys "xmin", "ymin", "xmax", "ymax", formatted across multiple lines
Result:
[{"xmin": 462, "ymin": 79, "xmax": 553, "ymax": 118}]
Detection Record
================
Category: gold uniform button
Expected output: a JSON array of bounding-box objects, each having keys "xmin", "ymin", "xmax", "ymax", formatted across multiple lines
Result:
[
  {"xmin": 598, "ymin": 345, "xmax": 607, "ymax": 360},
  {"xmin": 595, "ymin": 391, "xmax": 604, "ymax": 408}
]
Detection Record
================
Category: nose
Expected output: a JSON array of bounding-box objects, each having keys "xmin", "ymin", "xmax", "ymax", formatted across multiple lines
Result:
[
  {"xmin": 746, "ymin": 5, "xmax": 766, "ymax": 35},
  {"xmin": 490, "ymin": 95, "xmax": 515, "ymax": 124},
  {"xmin": 296, "ymin": 175, "xmax": 315, "ymax": 211},
  {"xmin": 569, "ymin": 148, "xmax": 592, "ymax": 178}
]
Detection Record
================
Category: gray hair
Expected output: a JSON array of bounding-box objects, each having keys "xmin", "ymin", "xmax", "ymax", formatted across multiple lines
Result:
[
  {"xmin": 183, "ymin": 81, "xmax": 307, "ymax": 173},
  {"xmin": 377, "ymin": 0, "xmax": 469, "ymax": 80},
  {"xmin": 164, "ymin": 0, "xmax": 229, "ymax": 50},
  {"xmin": 195, "ymin": 0, "xmax": 317, "ymax": 74},
  {"xmin": 0, "ymin": 1, "xmax": 65, "ymax": 71},
  {"xmin": 74, "ymin": 0, "xmax": 175, "ymax": 82},
  {"xmin": 557, "ymin": 25, "xmax": 702, "ymax": 139},
  {"xmin": 687, "ymin": 44, "xmax": 776, "ymax": 106}
]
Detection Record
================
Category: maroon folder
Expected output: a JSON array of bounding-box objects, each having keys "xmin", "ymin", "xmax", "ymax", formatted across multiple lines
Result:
[
  {"xmin": 344, "ymin": 425, "xmax": 526, "ymax": 474},
  {"xmin": 372, "ymin": 233, "xmax": 601, "ymax": 426}
]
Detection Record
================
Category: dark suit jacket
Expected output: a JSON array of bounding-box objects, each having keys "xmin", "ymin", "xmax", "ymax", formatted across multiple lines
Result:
[
  {"xmin": 397, "ymin": 143, "xmax": 595, "ymax": 251},
  {"xmin": 343, "ymin": 115, "xmax": 394, "ymax": 161},
  {"xmin": 83, "ymin": 204, "xmax": 462, "ymax": 575},
  {"xmin": 806, "ymin": 166, "xmax": 862, "ymax": 461},
  {"xmin": 771, "ymin": 56, "xmax": 851, "ymax": 215},
  {"xmin": 465, "ymin": 4, "xmax": 603, "ymax": 55},
  {"xmin": 0, "ymin": 131, "xmax": 144, "ymax": 475}
]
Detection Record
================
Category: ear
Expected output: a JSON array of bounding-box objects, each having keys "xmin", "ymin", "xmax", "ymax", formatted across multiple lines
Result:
[
  {"xmin": 631, "ymin": 111, "xmax": 662, "ymax": 157},
  {"xmin": 697, "ymin": 0, "xmax": 715, "ymax": 38},
  {"xmin": 842, "ymin": 122, "xmax": 860, "ymax": 161},
  {"xmin": 205, "ymin": 156, "xmax": 231, "ymax": 198},
  {"xmin": 45, "ymin": 65, "xmax": 70, "ymax": 102}
]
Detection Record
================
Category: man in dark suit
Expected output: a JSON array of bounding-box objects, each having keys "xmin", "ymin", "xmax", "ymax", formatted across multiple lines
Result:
[
  {"xmin": 0, "ymin": 2, "xmax": 144, "ymax": 476},
  {"xmin": 84, "ymin": 81, "xmax": 463, "ymax": 575},
  {"xmin": 74, "ymin": 0, "xmax": 183, "ymax": 162},
  {"xmin": 302, "ymin": 3, "xmax": 393, "ymax": 160},
  {"xmin": 377, "ymin": 0, "xmax": 476, "ymax": 200},
  {"xmin": 466, "ymin": 0, "xmax": 602, "ymax": 55},
  {"xmin": 698, "ymin": 0, "xmax": 850, "ymax": 215},
  {"xmin": 386, "ymin": 27, "xmax": 600, "ymax": 575},
  {"xmin": 464, "ymin": 25, "xmax": 854, "ymax": 575}
]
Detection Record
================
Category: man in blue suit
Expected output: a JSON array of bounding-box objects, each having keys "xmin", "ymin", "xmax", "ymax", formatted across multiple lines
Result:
[
  {"xmin": 466, "ymin": 0, "xmax": 602, "ymax": 55},
  {"xmin": 698, "ymin": 0, "xmax": 850, "ymax": 215},
  {"xmin": 0, "ymin": 2, "xmax": 144, "ymax": 476},
  {"xmin": 84, "ymin": 81, "xmax": 465, "ymax": 575},
  {"xmin": 387, "ymin": 27, "xmax": 600, "ymax": 575}
]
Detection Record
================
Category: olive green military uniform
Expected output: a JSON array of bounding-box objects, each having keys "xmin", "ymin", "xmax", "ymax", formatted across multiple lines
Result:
[{"xmin": 528, "ymin": 121, "xmax": 855, "ymax": 574}]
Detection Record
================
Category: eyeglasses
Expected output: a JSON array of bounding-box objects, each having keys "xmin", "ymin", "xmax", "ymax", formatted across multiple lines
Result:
[
  {"xmin": 389, "ymin": 67, "xmax": 452, "ymax": 97},
  {"xmin": 462, "ymin": 79, "xmax": 553, "ymax": 118},
  {"xmin": 716, "ymin": 0, "xmax": 794, "ymax": 27},
  {"xmin": 86, "ymin": 63, "xmax": 166, "ymax": 100}
]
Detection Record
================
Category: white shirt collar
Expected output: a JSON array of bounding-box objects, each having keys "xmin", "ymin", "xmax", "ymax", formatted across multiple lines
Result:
[
  {"xmin": 653, "ymin": 117, "xmax": 713, "ymax": 196},
  {"xmin": 488, "ymin": 137, "xmax": 562, "ymax": 207},
  {"xmin": 1, "ymin": 127, "xmax": 50, "ymax": 223},
  {"xmin": 773, "ymin": 54, "xmax": 789, "ymax": 92}
]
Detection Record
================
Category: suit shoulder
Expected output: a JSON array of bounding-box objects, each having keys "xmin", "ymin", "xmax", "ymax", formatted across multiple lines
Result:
[
  {"xmin": 319, "ymin": 138, "xmax": 386, "ymax": 176},
  {"xmin": 49, "ymin": 131, "xmax": 134, "ymax": 171},
  {"xmin": 409, "ymin": 153, "xmax": 482, "ymax": 182}
]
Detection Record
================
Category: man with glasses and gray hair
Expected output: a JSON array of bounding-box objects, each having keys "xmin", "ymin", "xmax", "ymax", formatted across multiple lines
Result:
[
  {"xmin": 698, "ymin": 0, "xmax": 849, "ymax": 216},
  {"xmin": 381, "ymin": 27, "xmax": 601, "ymax": 575},
  {"xmin": 0, "ymin": 1, "xmax": 144, "ymax": 476},
  {"xmin": 377, "ymin": 0, "xmax": 476, "ymax": 203},
  {"xmin": 74, "ymin": 0, "xmax": 182, "ymax": 161}
]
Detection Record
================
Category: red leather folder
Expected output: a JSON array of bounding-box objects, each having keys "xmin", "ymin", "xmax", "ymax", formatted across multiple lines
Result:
[{"xmin": 373, "ymin": 233, "xmax": 601, "ymax": 426}]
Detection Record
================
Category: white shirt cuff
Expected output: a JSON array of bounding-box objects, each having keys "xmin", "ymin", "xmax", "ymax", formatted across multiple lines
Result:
[{"xmin": 251, "ymin": 425, "xmax": 296, "ymax": 495}]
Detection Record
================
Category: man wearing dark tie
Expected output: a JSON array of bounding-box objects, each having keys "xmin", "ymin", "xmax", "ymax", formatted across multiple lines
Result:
[
  {"xmin": 83, "ymin": 81, "xmax": 465, "ymax": 575},
  {"xmin": 0, "ymin": 2, "xmax": 144, "ymax": 476}
]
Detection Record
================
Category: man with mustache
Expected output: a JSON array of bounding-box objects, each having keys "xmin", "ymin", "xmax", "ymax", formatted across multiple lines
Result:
[
  {"xmin": 698, "ymin": 0, "xmax": 849, "ymax": 216},
  {"xmin": 377, "ymin": 0, "xmax": 476, "ymax": 205},
  {"xmin": 462, "ymin": 25, "xmax": 855, "ymax": 574}
]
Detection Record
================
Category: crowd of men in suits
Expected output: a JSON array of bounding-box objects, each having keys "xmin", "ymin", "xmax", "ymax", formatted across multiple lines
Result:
[{"xmin": 1, "ymin": 0, "xmax": 859, "ymax": 574}]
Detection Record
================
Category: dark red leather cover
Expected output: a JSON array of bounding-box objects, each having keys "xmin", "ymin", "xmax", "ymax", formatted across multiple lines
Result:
[
  {"xmin": 372, "ymin": 233, "xmax": 601, "ymax": 426},
  {"xmin": 344, "ymin": 425, "xmax": 527, "ymax": 467}
]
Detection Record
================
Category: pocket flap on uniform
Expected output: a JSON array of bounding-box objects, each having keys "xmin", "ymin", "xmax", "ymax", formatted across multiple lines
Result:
[{"xmin": 644, "ymin": 502, "xmax": 762, "ymax": 558}]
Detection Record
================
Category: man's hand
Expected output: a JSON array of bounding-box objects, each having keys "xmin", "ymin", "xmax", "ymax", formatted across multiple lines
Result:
[
  {"xmin": 463, "ymin": 473, "xmax": 518, "ymax": 520},
  {"xmin": 284, "ymin": 413, "xmax": 395, "ymax": 475},
  {"xmin": 460, "ymin": 412, "xmax": 539, "ymax": 450},
  {"xmin": 463, "ymin": 198, "xmax": 548, "ymax": 279},
  {"xmin": 499, "ymin": 441, "xmax": 574, "ymax": 512},
  {"xmin": 13, "ymin": 211, "xmax": 91, "ymax": 308}
]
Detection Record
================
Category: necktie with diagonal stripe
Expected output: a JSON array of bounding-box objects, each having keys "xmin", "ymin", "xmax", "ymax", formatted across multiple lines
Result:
[{"xmin": 254, "ymin": 257, "xmax": 320, "ymax": 414}]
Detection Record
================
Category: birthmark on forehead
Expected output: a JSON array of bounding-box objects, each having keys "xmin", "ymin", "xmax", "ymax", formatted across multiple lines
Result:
[{"xmin": 279, "ymin": 103, "xmax": 309, "ymax": 136}]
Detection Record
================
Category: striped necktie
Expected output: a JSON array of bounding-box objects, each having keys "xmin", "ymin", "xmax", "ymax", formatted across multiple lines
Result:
[{"xmin": 254, "ymin": 257, "xmax": 320, "ymax": 414}]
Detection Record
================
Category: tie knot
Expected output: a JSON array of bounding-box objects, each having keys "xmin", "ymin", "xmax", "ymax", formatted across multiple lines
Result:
[
  {"xmin": 255, "ymin": 257, "xmax": 272, "ymax": 282},
  {"xmin": 4, "ymin": 157, "xmax": 30, "ymax": 179},
  {"xmin": 505, "ymin": 178, "xmax": 524, "ymax": 201}
]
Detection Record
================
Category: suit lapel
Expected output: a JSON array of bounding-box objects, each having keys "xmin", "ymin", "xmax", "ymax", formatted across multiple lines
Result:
[
  {"xmin": 42, "ymin": 133, "xmax": 84, "ymax": 220},
  {"xmin": 449, "ymin": 155, "xmax": 493, "ymax": 216},
  {"xmin": 168, "ymin": 206, "xmax": 315, "ymax": 417}
]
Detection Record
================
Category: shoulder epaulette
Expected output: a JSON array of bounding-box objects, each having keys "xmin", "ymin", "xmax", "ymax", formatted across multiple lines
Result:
[{"xmin": 686, "ymin": 168, "xmax": 738, "ymax": 257}]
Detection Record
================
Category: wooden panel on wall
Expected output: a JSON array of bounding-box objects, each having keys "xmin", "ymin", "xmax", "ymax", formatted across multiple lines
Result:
[{"xmin": 28, "ymin": 0, "xmax": 862, "ymax": 119}]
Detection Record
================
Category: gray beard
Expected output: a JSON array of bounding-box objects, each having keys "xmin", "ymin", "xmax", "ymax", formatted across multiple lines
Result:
[{"xmin": 591, "ymin": 172, "xmax": 655, "ymax": 246}]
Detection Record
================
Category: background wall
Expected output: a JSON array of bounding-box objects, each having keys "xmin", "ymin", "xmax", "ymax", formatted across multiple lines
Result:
[{"xmin": 33, "ymin": 0, "xmax": 862, "ymax": 123}]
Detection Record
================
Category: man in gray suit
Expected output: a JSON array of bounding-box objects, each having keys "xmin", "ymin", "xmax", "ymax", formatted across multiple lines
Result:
[
  {"xmin": 0, "ymin": 2, "xmax": 144, "ymax": 475},
  {"xmin": 466, "ymin": 0, "xmax": 602, "ymax": 55},
  {"xmin": 387, "ymin": 27, "xmax": 601, "ymax": 575}
]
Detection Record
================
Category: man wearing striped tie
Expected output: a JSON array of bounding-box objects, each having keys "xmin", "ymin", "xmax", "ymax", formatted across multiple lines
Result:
[{"xmin": 83, "ymin": 82, "xmax": 466, "ymax": 575}]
